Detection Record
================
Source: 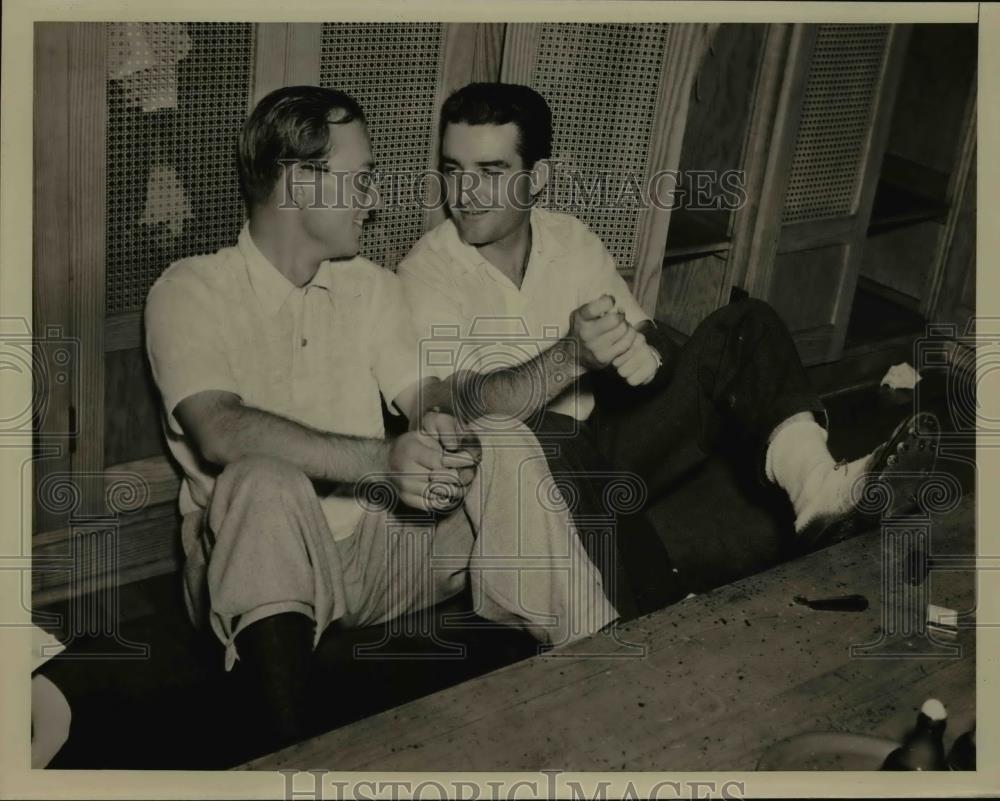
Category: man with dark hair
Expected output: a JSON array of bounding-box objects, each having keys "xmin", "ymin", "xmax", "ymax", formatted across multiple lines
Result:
[
  {"xmin": 399, "ymin": 82, "xmax": 941, "ymax": 613},
  {"xmin": 145, "ymin": 85, "xmax": 617, "ymax": 749}
]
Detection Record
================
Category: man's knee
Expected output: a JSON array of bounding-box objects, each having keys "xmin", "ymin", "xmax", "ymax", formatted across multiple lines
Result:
[
  {"xmin": 219, "ymin": 455, "xmax": 311, "ymax": 496},
  {"xmin": 697, "ymin": 297, "xmax": 787, "ymax": 341},
  {"xmin": 730, "ymin": 297, "xmax": 786, "ymax": 331},
  {"xmin": 205, "ymin": 458, "xmax": 319, "ymax": 605},
  {"xmin": 210, "ymin": 456, "xmax": 314, "ymax": 532}
]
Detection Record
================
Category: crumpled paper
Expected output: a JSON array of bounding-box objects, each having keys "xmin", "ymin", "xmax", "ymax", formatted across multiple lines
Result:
[
  {"xmin": 107, "ymin": 22, "xmax": 192, "ymax": 112},
  {"xmin": 139, "ymin": 164, "xmax": 193, "ymax": 240},
  {"xmin": 880, "ymin": 362, "xmax": 922, "ymax": 390}
]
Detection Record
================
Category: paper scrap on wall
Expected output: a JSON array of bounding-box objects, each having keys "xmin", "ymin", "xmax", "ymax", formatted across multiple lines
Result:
[
  {"xmin": 107, "ymin": 22, "xmax": 192, "ymax": 112},
  {"xmin": 140, "ymin": 165, "xmax": 193, "ymax": 241}
]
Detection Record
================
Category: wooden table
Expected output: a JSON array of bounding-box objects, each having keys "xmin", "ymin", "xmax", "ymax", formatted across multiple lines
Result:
[{"xmin": 245, "ymin": 495, "xmax": 976, "ymax": 771}]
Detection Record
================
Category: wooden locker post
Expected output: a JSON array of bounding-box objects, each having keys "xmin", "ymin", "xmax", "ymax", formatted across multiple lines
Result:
[
  {"xmin": 67, "ymin": 23, "xmax": 107, "ymax": 517},
  {"xmin": 734, "ymin": 24, "xmax": 912, "ymax": 366}
]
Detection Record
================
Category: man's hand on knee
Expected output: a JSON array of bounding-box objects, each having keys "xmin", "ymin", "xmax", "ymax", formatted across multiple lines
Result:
[
  {"xmin": 388, "ymin": 423, "xmax": 478, "ymax": 512},
  {"xmin": 570, "ymin": 294, "xmax": 638, "ymax": 370},
  {"xmin": 423, "ymin": 410, "xmax": 481, "ymax": 496},
  {"xmin": 421, "ymin": 410, "xmax": 481, "ymax": 465}
]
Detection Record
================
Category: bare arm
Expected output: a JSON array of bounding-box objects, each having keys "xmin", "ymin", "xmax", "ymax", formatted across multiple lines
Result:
[
  {"xmin": 175, "ymin": 390, "xmax": 389, "ymax": 481},
  {"xmin": 457, "ymin": 338, "xmax": 582, "ymax": 423},
  {"xmin": 405, "ymin": 341, "xmax": 583, "ymax": 425},
  {"xmin": 413, "ymin": 296, "xmax": 642, "ymax": 424}
]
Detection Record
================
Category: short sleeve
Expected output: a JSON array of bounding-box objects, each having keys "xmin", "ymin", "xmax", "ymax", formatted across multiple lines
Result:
[
  {"xmin": 581, "ymin": 229, "xmax": 650, "ymax": 327},
  {"xmin": 144, "ymin": 272, "xmax": 241, "ymax": 434},
  {"xmin": 369, "ymin": 269, "xmax": 422, "ymax": 413}
]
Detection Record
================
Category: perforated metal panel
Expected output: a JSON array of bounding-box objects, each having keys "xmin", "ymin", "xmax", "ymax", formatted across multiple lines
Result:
[
  {"xmin": 530, "ymin": 23, "xmax": 671, "ymax": 274},
  {"xmin": 105, "ymin": 23, "xmax": 255, "ymax": 314},
  {"xmin": 319, "ymin": 23, "xmax": 445, "ymax": 270},
  {"xmin": 783, "ymin": 25, "xmax": 890, "ymax": 224}
]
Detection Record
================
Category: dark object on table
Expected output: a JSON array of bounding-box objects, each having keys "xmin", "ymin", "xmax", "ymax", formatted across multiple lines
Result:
[
  {"xmin": 881, "ymin": 698, "xmax": 948, "ymax": 771},
  {"xmin": 947, "ymin": 724, "xmax": 976, "ymax": 771},
  {"xmin": 792, "ymin": 594, "xmax": 869, "ymax": 612}
]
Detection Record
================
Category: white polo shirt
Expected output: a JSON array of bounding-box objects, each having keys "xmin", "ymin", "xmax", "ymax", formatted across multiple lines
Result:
[
  {"xmin": 397, "ymin": 208, "xmax": 649, "ymax": 421},
  {"xmin": 145, "ymin": 223, "xmax": 420, "ymax": 539}
]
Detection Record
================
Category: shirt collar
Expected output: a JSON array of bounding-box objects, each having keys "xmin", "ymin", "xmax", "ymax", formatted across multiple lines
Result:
[
  {"xmin": 440, "ymin": 207, "xmax": 565, "ymax": 279},
  {"xmin": 238, "ymin": 223, "xmax": 334, "ymax": 315}
]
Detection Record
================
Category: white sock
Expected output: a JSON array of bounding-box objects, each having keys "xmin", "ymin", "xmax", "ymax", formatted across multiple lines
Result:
[{"xmin": 765, "ymin": 418, "xmax": 872, "ymax": 533}]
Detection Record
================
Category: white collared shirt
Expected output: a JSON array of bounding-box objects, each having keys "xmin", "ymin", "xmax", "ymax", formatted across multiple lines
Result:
[
  {"xmin": 145, "ymin": 223, "xmax": 420, "ymax": 539},
  {"xmin": 398, "ymin": 208, "xmax": 649, "ymax": 420}
]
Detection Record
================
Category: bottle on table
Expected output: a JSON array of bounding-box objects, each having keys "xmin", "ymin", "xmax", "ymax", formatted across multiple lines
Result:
[{"xmin": 881, "ymin": 698, "xmax": 948, "ymax": 771}]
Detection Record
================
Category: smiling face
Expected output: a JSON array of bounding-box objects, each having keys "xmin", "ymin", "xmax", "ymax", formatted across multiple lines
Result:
[
  {"xmin": 441, "ymin": 121, "xmax": 544, "ymax": 249},
  {"xmin": 293, "ymin": 118, "xmax": 377, "ymax": 260}
]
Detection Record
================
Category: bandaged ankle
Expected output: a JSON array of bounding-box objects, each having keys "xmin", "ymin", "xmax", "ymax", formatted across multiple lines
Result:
[{"xmin": 765, "ymin": 419, "xmax": 868, "ymax": 533}]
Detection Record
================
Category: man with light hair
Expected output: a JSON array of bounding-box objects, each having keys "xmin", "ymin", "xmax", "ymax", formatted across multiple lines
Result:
[{"xmin": 145, "ymin": 85, "xmax": 617, "ymax": 750}]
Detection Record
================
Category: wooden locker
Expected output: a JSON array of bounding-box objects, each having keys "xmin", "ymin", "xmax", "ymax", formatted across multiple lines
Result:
[{"xmin": 731, "ymin": 23, "xmax": 912, "ymax": 366}]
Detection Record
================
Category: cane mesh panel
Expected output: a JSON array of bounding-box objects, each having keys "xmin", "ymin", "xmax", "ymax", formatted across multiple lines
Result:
[
  {"xmin": 105, "ymin": 23, "xmax": 255, "ymax": 314},
  {"xmin": 530, "ymin": 23, "xmax": 671, "ymax": 275},
  {"xmin": 783, "ymin": 25, "xmax": 890, "ymax": 224},
  {"xmin": 319, "ymin": 23, "xmax": 445, "ymax": 270}
]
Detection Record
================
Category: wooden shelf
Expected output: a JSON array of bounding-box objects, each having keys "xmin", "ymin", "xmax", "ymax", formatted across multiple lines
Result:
[
  {"xmin": 845, "ymin": 279, "xmax": 927, "ymax": 350},
  {"xmin": 663, "ymin": 207, "xmax": 732, "ymax": 262},
  {"xmin": 106, "ymin": 455, "xmax": 182, "ymax": 509},
  {"xmin": 867, "ymin": 179, "xmax": 949, "ymax": 234}
]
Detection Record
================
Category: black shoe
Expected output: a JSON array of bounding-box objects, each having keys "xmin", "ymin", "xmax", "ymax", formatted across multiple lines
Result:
[{"xmin": 794, "ymin": 412, "xmax": 941, "ymax": 555}]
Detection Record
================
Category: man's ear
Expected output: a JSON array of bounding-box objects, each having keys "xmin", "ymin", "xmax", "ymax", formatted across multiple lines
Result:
[
  {"xmin": 284, "ymin": 163, "xmax": 317, "ymax": 210},
  {"xmin": 529, "ymin": 158, "xmax": 551, "ymax": 198}
]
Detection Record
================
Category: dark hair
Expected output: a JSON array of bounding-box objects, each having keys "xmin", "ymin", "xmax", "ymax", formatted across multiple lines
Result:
[
  {"xmin": 439, "ymin": 83, "xmax": 552, "ymax": 168},
  {"xmin": 237, "ymin": 85, "xmax": 366, "ymax": 208}
]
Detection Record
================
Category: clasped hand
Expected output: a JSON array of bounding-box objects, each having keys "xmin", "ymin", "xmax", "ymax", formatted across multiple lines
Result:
[
  {"xmin": 569, "ymin": 294, "xmax": 659, "ymax": 386},
  {"xmin": 387, "ymin": 410, "xmax": 481, "ymax": 512}
]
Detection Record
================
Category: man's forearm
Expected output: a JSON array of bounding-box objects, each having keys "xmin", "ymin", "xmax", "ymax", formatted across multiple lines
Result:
[
  {"xmin": 447, "ymin": 338, "xmax": 584, "ymax": 423},
  {"xmin": 418, "ymin": 323, "xmax": 674, "ymax": 426},
  {"xmin": 210, "ymin": 402, "xmax": 389, "ymax": 483}
]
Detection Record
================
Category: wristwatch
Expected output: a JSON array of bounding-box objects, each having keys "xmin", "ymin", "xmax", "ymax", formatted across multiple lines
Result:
[
  {"xmin": 643, "ymin": 320, "xmax": 664, "ymax": 373},
  {"xmin": 649, "ymin": 344, "xmax": 663, "ymax": 372}
]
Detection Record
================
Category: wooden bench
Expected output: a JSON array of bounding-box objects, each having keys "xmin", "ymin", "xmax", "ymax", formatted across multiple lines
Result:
[{"xmin": 243, "ymin": 494, "xmax": 975, "ymax": 771}]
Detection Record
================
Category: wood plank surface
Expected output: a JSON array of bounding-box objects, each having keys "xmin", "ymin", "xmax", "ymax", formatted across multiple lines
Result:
[
  {"xmin": 67, "ymin": 22, "xmax": 107, "ymax": 516},
  {"xmin": 33, "ymin": 23, "xmax": 73, "ymax": 535},
  {"xmin": 32, "ymin": 501, "xmax": 181, "ymax": 606},
  {"xmin": 632, "ymin": 23, "xmax": 719, "ymax": 315},
  {"xmin": 104, "ymin": 347, "xmax": 165, "ymax": 467},
  {"xmin": 245, "ymin": 494, "xmax": 975, "ymax": 772}
]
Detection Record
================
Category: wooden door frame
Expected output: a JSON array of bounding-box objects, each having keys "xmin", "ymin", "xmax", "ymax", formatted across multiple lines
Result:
[
  {"xmin": 826, "ymin": 23, "xmax": 913, "ymax": 361},
  {"xmin": 732, "ymin": 23, "xmax": 913, "ymax": 365},
  {"xmin": 34, "ymin": 23, "xmax": 75, "ymax": 535},
  {"xmin": 501, "ymin": 22, "xmax": 715, "ymax": 315},
  {"xmin": 729, "ymin": 23, "xmax": 817, "ymax": 302},
  {"xmin": 33, "ymin": 23, "xmax": 107, "ymax": 524},
  {"xmin": 632, "ymin": 23, "xmax": 720, "ymax": 314},
  {"xmin": 251, "ymin": 23, "xmax": 322, "ymax": 105},
  {"xmin": 924, "ymin": 69, "xmax": 977, "ymax": 322}
]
